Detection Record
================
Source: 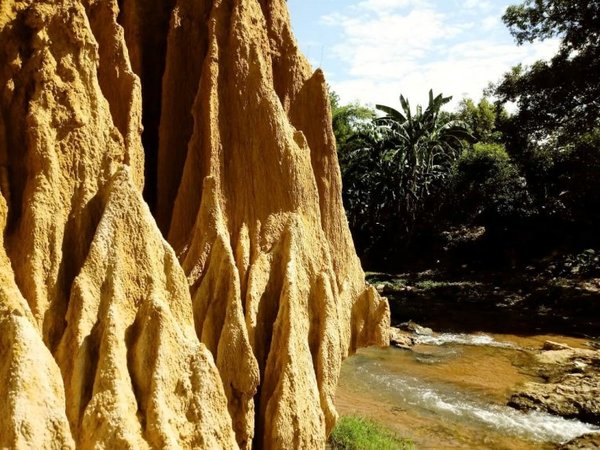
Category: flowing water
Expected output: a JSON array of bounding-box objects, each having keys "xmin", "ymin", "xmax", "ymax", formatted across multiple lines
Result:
[{"xmin": 336, "ymin": 333, "xmax": 599, "ymax": 449}]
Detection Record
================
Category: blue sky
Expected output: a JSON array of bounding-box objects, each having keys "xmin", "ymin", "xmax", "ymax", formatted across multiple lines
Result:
[{"xmin": 287, "ymin": 0, "xmax": 559, "ymax": 110}]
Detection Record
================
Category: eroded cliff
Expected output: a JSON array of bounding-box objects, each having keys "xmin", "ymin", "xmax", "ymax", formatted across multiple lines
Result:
[{"xmin": 0, "ymin": 0, "xmax": 389, "ymax": 448}]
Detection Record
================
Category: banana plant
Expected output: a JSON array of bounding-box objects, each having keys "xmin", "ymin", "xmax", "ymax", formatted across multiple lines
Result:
[
  {"xmin": 375, "ymin": 90, "xmax": 475, "ymax": 225},
  {"xmin": 339, "ymin": 90, "xmax": 475, "ymax": 256}
]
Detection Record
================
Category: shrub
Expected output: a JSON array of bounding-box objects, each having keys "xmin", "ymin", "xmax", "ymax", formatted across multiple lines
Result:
[
  {"xmin": 557, "ymin": 129, "xmax": 600, "ymax": 227},
  {"xmin": 450, "ymin": 143, "xmax": 532, "ymax": 227}
]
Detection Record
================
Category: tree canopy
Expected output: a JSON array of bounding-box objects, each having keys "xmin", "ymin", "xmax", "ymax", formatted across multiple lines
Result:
[
  {"xmin": 456, "ymin": 98, "xmax": 507, "ymax": 144},
  {"xmin": 327, "ymin": 0, "xmax": 600, "ymax": 270},
  {"xmin": 494, "ymin": 0, "xmax": 600, "ymax": 139},
  {"xmin": 338, "ymin": 91, "xmax": 473, "ymax": 262},
  {"xmin": 329, "ymin": 89, "xmax": 375, "ymax": 149}
]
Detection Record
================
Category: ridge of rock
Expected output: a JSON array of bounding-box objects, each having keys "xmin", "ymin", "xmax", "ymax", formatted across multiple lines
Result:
[{"xmin": 0, "ymin": 0, "xmax": 390, "ymax": 448}]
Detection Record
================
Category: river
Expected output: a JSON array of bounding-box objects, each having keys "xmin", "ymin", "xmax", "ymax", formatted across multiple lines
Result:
[{"xmin": 336, "ymin": 333, "xmax": 599, "ymax": 449}]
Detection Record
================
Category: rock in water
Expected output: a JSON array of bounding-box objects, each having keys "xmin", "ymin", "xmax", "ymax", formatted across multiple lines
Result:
[
  {"xmin": 542, "ymin": 340, "xmax": 572, "ymax": 351},
  {"xmin": 390, "ymin": 327, "xmax": 415, "ymax": 350},
  {"xmin": 508, "ymin": 348, "xmax": 600, "ymax": 426},
  {"xmin": 559, "ymin": 433, "xmax": 600, "ymax": 449},
  {"xmin": 0, "ymin": 1, "xmax": 390, "ymax": 449}
]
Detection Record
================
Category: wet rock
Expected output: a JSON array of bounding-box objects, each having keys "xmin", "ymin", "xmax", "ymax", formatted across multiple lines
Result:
[
  {"xmin": 509, "ymin": 373, "xmax": 600, "ymax": 424},
  {"xmin": 558, "ymin": 433, "xmax": 600, "ymax": 449},
  {"xmin": 399, "ymin": 321, "xmax": 434, "ymax": 336},
  {"xmin": 543, "ymin": 341, "xmax": 572, "ymax": 351},
  {"xmin": 509, "ymin": 347, "xmax": 600, "ymax": 425},
  {"xmin": 389, "ymin": 327, "xmax": 415, "ymax": 350}
]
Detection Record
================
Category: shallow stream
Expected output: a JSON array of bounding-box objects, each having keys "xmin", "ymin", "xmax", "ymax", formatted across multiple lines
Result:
[{"xmin": 336, "ymin": 333, "xmax": 599, "ymax": 449}]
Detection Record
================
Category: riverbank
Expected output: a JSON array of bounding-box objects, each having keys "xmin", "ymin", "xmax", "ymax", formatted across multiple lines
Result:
[
  {"xmin": 368, "ymin": 270, "xmax": 600, "ymax": 339},
  {"xmin": 336, "ymin": 331, "xmax": 600, "ymax": 449},
  {"xmin": 336, "ymin": 269, "xmax": 600, "ymax": 448},
  {"xmin": 509, "ymin": 342, "xmax": 600, "ymax": 426}
]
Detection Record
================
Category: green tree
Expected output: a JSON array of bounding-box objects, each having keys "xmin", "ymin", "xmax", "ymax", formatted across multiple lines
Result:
[
  {"xmin": 339, "ymin": 122, "xmax": 397, "ymax": 257},
  {"xmin": 374, "ymin": 90, "xmax": 474, "ymax": 229},
  {"xmin": 494, "ymin": 0, "xmax": 600, "ymax": 139},
  {"xmin": 450, "ymin": 143, "xmax": 531, "ymax": 227},
  {"xmin": 490, "ymin": 0, "xmax": 600, "ymax": 239},
  {"xmin": 329, "ymin": 89, "xmax": 375, "ymax": 151},
  {"xmin": 456, "ymin": 98, "xmax": 507, "ymax": 144},
  {"xmin": 555, "ymin": 129, "xmax": 600, "ymax": 227},
  {"xmin": 340, "ymin": 91, "xmax": 474, "ymax": 260}
]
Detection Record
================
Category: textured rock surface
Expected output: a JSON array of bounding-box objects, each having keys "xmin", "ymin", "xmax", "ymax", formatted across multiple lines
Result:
[
  {"xmin": 54, "ymin": 169, "xmax": 237, "ymax": 449},
  {"xmin": 0, "ymin": 194, "xmax": 75, "ymax": 450},
  {"xmin": 0, "ymin": 0, "xmax": 389, "ymax": 448},
  {"xmin": 1, "ymin": 0, "xmax": 144, "ymax": 351},
  {"xmin": 509, "ymin": 346, "xmax": 600, "ymax": 425},
  {"xmin": 389, "ymin": 326, "xmax": 415, "ymax": 350},
  {"xmin": 559, "ymin": 433, "xmax": 600, "ymax": 449}
]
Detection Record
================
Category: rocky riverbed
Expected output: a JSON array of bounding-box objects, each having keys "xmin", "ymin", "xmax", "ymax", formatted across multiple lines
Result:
[
  {"xmin": 509, "ymin": 342, "xmax": 600, "ymax": 449},
  {"xmin": 370, "ymin": 268, "xmax": 600, "ymax": 448},
  {"xmin": 379, "ymin": 324, "xmax": 600, "ymax": 448}
]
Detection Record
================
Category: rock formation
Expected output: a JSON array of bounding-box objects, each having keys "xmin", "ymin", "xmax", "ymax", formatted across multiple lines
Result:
[
  {"xmin": 509, "ymin": 345, "xmax": 600, "ymax": 426},
  {"xmin": 0, "ymin": 0, "xmax": 390, "ymax": 449}
]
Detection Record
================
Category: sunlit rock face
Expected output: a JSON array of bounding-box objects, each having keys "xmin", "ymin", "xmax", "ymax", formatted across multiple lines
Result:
[{"xmin": 0, "ymin": 1, "xmax": 389, "ymax": 448}]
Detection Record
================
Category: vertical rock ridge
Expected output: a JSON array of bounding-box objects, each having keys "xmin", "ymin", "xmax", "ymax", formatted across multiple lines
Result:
[
  {"xmin": 55, "ymin": 168, "xmax": 237, "ymax": 449},
  {"xmin": 158, "ymin": 1, "xmax": 390, "ymax": 448},
  {"xmin": 255, "ymin": 219, "xmax": 330, "ymax": 450},
  {"xmin": 83, "ymin": 0, "xmax": 144, "ymax": 188},
  {"xmin": 0, "ymin": 193, "xmax": 75, "ymax": 450},
  {"xmin": 0, "ymin": 0, "xmax": 390, "ymax": 448},
  {"xmin": 0, "ymin": 0, "xmax": 141, "ymax": 348}
]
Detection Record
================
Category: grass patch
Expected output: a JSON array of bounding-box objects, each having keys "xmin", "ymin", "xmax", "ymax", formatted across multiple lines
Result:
[
  {"xmin": 365, "ymin": 272, "xmax": 408, "ymax": 286},
  {"xmin": 414, "ymin": 279, "xmax": 480, "ymax": 290},
  {"xmin": 329, "ymin": 416, "xmax": 414, "ymax": 450}
]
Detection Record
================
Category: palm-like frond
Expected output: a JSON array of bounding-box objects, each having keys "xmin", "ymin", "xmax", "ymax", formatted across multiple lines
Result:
[
  {"xmin": 340, "ymin": 90, "xmax": 478, "ymax": 256},
  {"xmin": 375, "ymin": 104, "xmax": 407, "ymax": 124}
]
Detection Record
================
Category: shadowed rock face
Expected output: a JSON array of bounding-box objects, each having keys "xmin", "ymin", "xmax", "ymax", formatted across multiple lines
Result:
[{"xmin": 0, "ymin": 1, "xmax": 390, "ymax": 449}]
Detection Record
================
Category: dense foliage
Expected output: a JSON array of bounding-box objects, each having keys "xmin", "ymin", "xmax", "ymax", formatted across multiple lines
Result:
[
  {"xmin": 495, "ymin": 0, "xmax": 600, "ymax": 139},
  {"xmin": 450, "ymin": 143, "xmax": 531, "ymax": 229},
  {"xmin": 337, "ymin": 91, "xmax": 473, "ymax": 262},
  {"xmin": 332, "ymin": 0, "xmax": 600, "ymax": 269},
  {"xmin": 456, "ymin": 98, "xmax": 506, "ymax": 144},
  {"xmin": 330, "ymin": 89, "xmax": 375, "ymax": 149}
]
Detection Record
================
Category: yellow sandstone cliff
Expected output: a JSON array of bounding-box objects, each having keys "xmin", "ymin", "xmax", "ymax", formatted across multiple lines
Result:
[{"xmin": 0, "ymin": 0, "xmax": 390, "ymax": 449}]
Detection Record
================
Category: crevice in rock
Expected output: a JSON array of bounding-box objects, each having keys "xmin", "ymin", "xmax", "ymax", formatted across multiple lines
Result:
[
  {"xmin": 49, "ymin": 193, "xmax": 104, "ymax": 352},
  {"xmin": 118, "ymin": 0, "xmax": 176, "ymax": 214},
  {"xmin": 155, "ymin": 0, "xmax": 212, "ymax": 235},
  {"xmin": 125, "ymin": 309, "xmax": 146, "ymax": 431},
  {"xmin": 75, "ymin": 321, "xmax": 101, "ymax": 434},
  {"xmin": 0, "ymin": 15, "xmax": 35, "ymax": 235}
]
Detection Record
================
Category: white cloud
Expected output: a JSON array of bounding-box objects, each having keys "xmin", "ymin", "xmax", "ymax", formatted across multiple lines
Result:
[
  {"xmin": 356, "ymin": 0, "xmax": 430, "ymax": 13},
  {"xmin": 322, "ymin": 7, "xmax": 463, "ymax": 80},
  {"xmin": 320, "ymin": 1, "xmax": 560, "ymax": 111},
  {"xmin": 481, "ymin": 15, "xmax": 499, "ymax": 31},
  {"xmin": 462, "ymin": 0, "xmax": 493, "ymax": 11},
  {"xmin": 327, "ymin": 38, "xmax": 559, "ymax": 110}
]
